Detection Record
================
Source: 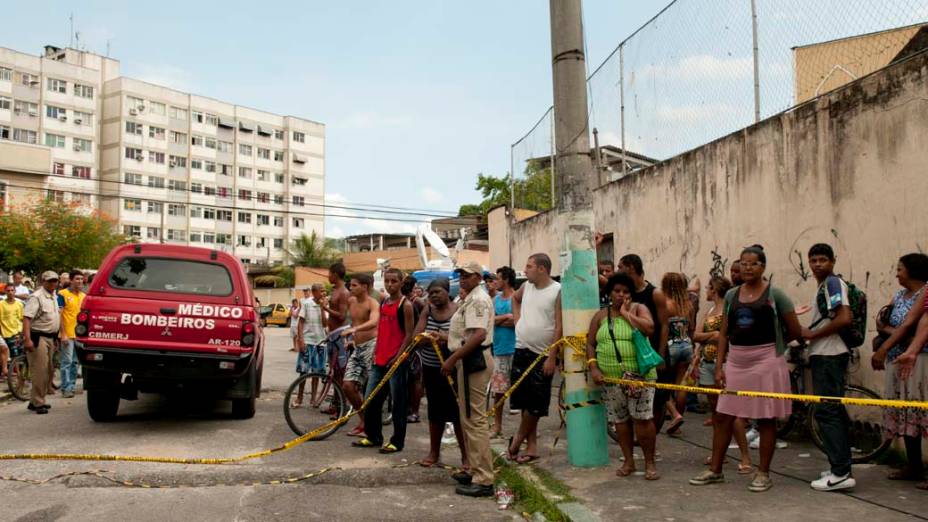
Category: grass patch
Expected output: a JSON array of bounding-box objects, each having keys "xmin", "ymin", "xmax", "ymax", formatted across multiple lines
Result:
[
  {"xmin": 496, "ymin": 459, "xmax": 569, "ymax": 521},
  {"xmin": 531, "ymin": 465, "xmax": 575, "ymax": 502}
]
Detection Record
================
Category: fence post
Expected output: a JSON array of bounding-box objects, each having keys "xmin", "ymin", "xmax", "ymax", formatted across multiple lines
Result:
[
  {"xmin": 549, "ymin": 108, "xmax": 556, "ymax": 208},
  {"xmin": 751, "ymin": 0, "xmax": 761, "ymax": 123},
  {"xmin": 619, "ymin": 43, "xmax": 627, "ymax": 178},
  {"xmin": 510, "ymin": 144, "xmax": 516, "ymax": 211}
]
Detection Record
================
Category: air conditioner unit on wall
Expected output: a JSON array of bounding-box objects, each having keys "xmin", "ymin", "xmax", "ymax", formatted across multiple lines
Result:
[
  {"xmin": 129, "ymin": 109, "xmax": 138, "ymax": 116},
  {"xmin": 137, "ymin": 105, "xmax": 145, "ymax": 112},
  {"xmin": 73, "ymin": 118, "xmax": 82, "ymax": 125},
  {"xmin": 135, "ymin": 155, "xmax": 143, "ymax": 162},
  {"xmin": 58, "ymin": 115, "xmax": 67, "ymax": 122},
  {"xmin": 73, "ymin": 145, "xmax": 81, "ymax": 152}
]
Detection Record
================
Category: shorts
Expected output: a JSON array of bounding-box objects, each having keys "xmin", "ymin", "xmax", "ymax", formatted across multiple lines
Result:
[
  {"xmin": 603, "ymin": 383, "xmax": 656, "ymax": 423},
  {"xmin": 296, "ymin": 343, "xmax": 326, "ymax": 374},
  {"xmin": 490, "ymin": 354, "xmax": 513, "ymax": 394},
  {"xmin": 344, "ymin": 338, "xmax": 376, "ymax": 385},
  {"xmin": 422, "ymin": 364, "xmax": 459, "ymax": 424},
  {"xmin": 668, "ymin": 339, "xmax": 694, "ymax": 367},
  {"xmin": 698, "ymin": 360, "xmax": 717, "ymax": 386},
  {"xmin": 509, "ymin": 348, "xmax": 553, "ymax": 417}
]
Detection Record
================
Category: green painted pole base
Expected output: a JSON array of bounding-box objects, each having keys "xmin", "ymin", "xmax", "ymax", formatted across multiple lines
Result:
[{"xmin": 564, "ymin": 387, "xmax": 610, "ymax": 467}]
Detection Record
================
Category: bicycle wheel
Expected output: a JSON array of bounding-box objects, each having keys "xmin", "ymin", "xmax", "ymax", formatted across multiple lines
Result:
[
  {"xmin": 8, "ymin": 355, "xmax": 31, "ymax": 401},
  {"xmin": 284, "ymin": 372, "xmax": 348, "ymax": 440},
  {"xmin": 776, "ymin": 369, "xmax": 803, "ymax": 439},
  {"xmin": 808, "ymin": 385, "xmax": 891, "ymax": 464}
]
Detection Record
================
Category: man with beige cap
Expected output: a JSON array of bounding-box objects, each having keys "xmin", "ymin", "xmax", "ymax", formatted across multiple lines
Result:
[
  {"xmin": 443, "ymin": 261, "xmax": 495, "ymax": 497},
  {"xmin": 22, "ymin": 271, "xmax": 61, "ymax": 414}
]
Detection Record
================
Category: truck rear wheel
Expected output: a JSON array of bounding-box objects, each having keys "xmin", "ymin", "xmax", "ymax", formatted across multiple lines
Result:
[
  {"xmin": 85, "ymin": 369, "xmax": 120, "ymax": 422},
  {"xmin": 232, "ymin": 395, "xmax": 256, "ymax": 419}
]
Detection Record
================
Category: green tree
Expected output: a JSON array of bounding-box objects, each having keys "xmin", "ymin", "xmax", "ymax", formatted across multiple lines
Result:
[
  {"xmin": 253, "ymin": 266, "xmax": 295, "ymax": 288},
  {"xmin": 287, "ymin": 231, "xmax": 340, "ymax": 268},
  {"xmin": 0, "ymin": 199, "xmax": 128, "ymax": 275},
  {"xmin": 458, "ymin": 161, "xmax": 553, "ymax": 217}
]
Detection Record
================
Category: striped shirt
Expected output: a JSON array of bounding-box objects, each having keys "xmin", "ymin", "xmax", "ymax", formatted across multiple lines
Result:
[{"xmin": 419, "ymin": 307, "xmax": 451, "ymax": 368}]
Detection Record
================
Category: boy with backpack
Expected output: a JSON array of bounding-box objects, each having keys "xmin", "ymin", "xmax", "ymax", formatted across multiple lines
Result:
[{"xmin": 802, "ymin": 243, "xmax": 864, "ymax": 492}]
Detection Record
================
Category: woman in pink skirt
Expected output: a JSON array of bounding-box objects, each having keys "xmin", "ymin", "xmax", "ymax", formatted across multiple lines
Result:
[{"xmin": 690, "ymin": 245, "xmax": 801, "ymax": 492}]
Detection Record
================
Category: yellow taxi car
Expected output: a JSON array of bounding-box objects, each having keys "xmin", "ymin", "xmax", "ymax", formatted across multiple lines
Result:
[{"xmin": 259, "ymin": 303, "xmax": 291, "ymax": 327}]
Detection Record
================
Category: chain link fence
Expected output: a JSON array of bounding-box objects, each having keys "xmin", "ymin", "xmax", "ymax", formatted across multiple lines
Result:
[{"xmin": 512, "ymin": 0, "xmax": 928, "ymax": 198}]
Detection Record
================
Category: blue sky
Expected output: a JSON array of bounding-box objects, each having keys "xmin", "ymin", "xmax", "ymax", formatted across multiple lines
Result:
[{"xmin": 5, "ymin": 1, "xmax": 658, "ymax": 237}]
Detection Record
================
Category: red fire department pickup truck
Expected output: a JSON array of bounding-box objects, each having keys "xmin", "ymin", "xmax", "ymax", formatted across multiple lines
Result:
[{"xmin": 76, "ymin": 244, "xmax": 264, "ymax": 421}]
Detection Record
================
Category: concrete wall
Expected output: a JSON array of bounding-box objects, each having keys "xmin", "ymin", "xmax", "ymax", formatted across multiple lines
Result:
[{"xmin": 498, "ymin": 51, "xmax": 928, "ymax": 396}]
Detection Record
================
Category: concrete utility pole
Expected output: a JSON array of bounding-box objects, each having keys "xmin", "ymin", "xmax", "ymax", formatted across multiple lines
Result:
[{"xmin": 549, "ymin": 0, "xmax": 609, "ymax": 467}]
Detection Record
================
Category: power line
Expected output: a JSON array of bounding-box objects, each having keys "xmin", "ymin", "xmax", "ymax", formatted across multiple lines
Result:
[
  {"xmin": 5, "ymin": 165, "xmax": 463, "ymax": 220},
  {"xmin": 0, "ymin": 179, "xmax": 482, "ymax": 226}
]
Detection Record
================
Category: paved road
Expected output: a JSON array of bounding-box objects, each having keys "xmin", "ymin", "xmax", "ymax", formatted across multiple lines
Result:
[{"xmin": 0, "ymin": 328, "xmax": 510, "ymax": 522}]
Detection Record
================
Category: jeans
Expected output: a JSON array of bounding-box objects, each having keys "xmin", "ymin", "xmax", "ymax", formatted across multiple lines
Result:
[
  {"xmin": 59, "ymin": 339, "xmax": 80, "ymax": 393},
  {"xmin": 363, "ymin": 362, "xmax": 409, "ymax": 450},
  {"xmin": 811, "ymin": 353, "xmax": 852, "ymax": 476}
]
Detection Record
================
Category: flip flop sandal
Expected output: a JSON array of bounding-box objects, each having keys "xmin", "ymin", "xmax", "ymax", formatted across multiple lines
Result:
[
  {"xmin": 379, "ymin": 443, "xmax": 400, "ymax": 454},
  {"xmin": 346, "ymin": 426, "xmax": 366, "ymax": 437},
  {"xmin": 516, "ymin": 454, "xmax": 539, "ymax": 464},
  {"xmin": 615, "ymin": 467, "xmax": 635, "ymax": 477},
  {"xmin": 418, "ymin": 460, "xmax": 438, "ymax": 468},
  {"xmin": 666, "ymin": 418, "xmax": 685, "ymax": 435},
  {"xmin": 738, "ymin": 464, "xmax": 755, "ymax": 475},
  {"xmin": 506, "ymin": 436, "xmax": 519, "ymax": 461},
  {"xmin": 645, "ymin": 469, "xmax": 661, "ymax": 481},
  {"xmin": 351, "ymin": 438, "xmax": 377, "ymax": 448}
]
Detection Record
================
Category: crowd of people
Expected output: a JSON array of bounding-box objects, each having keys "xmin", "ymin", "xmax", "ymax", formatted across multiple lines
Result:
[
  {"xmin": 0, "ymin": 269, "xmax": 88, "ymax": 414},
  {"xmin": 290, "ymin": 242, "xmax": 928, "ymax": 497}
]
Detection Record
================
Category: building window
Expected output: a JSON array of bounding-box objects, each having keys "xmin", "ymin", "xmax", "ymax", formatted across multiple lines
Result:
[
  {"xmin": 20, "ymin": 73, "xmax": 38, "ymax": 87},
  {"xmin": 239, "ymin": 189, "xmax": 252, "ymax": 201},
  {"xmin": 204, "ymin": 185, "xmax": 216, "ymax": 196},
  {"xmin": 72, "ymin": 166, "xmax": 91, "ymax": 179},
  {"xmin": 124, "ymin": 225, "xmax": 141, "ymax": 238},
  {"xmin": 190, "ymin": 206, "xmax": 203, "ymax": 218},
  {"xmin": 239, "ymin": 144, "xmax": 253, "ymax": 156},
  {"xmin": 257, "ymin": 148, "xmax": 270, "ymax": 160},
  {"xmin": 217, "ymin": 186, "xmax": 230, "ymax": 199},
  {"xmin": 47, "ymin": 78, "xmax": 67, "ymax": 94},
  {"xmin": 148, "ymin": 151, "xmax": 165, "ymax": 164},
  {"xmin": 127, "ymin": 96, "xmax": 145, "ymax": 111},
  {"xmin": 150, "ymin": 101, "xmax": 166, "ymax": 115},
  {"xmin": 74, "ymin": 110, "xmax": 92, "ymax": 125},
  {"xmin": 169, "ymin": 156, "xmax": 187, "ymax": 168},
  {"xmin": 0, "ymin": 96, "xmax": 10, "ymax": 111},
  {"xmin": 293, "ymin": 217, "xmax": 304, "ymax": 228},
  {"xmin": 71, "ymin": 192, "xmax": 91, "ymax": 205},
  {"xmin": 46, "ymin": 190, "xmax": 65, "ymax": 203},
  {"xmin": 216, "ymin": 233, "xmax": 231, "ymax": 245},
  {"xmin": 0, "ymin": 67, "xmax": 11, "ymax": 81},
  {"xmin": 191, "ymin": 135, "xmax": 203, "ymax": 147},
  {"xmin": 147, "ymin": 227, "xmax": 160, "ymax": 240},
  {"xmin": 274, "ymin": 150, "xmax": 284, "ymax": 162},
  {"xmin": 238, "ymin": 212, "xmax": 252, "ymax": 224},
  {"xmin": 126, "ymin": 121, "xmax": 143, "ymax": 135},
  {"xmin": 74, "ymin": 83, "xmax": 94, "ymax": 99},
  {"xmin": 192, "ymin": 110, "xmax": 204, "ymax": 123},
  {"xmin": 256, "ymin": 169, "xmax": 269, "ymax": 182},
  {"xmin": 203, "ymin": 232, "xmax": 215, "ymax": 244},
  {"xmin": 169, "ymin": 106, "xmax": 187, "ymax": 120},
  {"xmin": 74, "ymin": 138, "xmax": 92, "ymax": 153},
  {"xmin": 204, "ymin": 160, "xmax": 216, "ymax": 173},
  {"xmin": 256, "ymin": 237, "xmax": 267, "ymax": 249},
  {"xmin": 125, "ymin": 147, "xmax": 142, "ymax": 160},
  {"xmin": 149, "ymin": 126, "xmax": 165, "ymax": 140},
  {"xmin": 148, "ymin": 176, "xmax": 165, "ymax": 188},
  {"xmin": 274, "ymin": 129, "xmax": 284, "ymax": 140},
  {"xmin": 44, "ymin": 133, "xmax": 65, "ymax": 148},
  {"xmin": 168, "ymin": 180, "xmax": 187, "ymax": 192},
  {"xmin": 190, "ymin": 159, "xmax": 203, "ymax": 170},
  {"xmin": 191, "ymin": 183, "xmax": 203, "ymax": 193},
  {"xmin": 167, "ymin": 229, "xmax": 186, "ymax": 242},
  {"xmin": 46, "ymin": 105, "xmax": 66, "ymax": 119},
  {"xmin": 293, "ymin": 131, "xmax": 305, "ymax": 143},
  {"xmin": 238, "ymin": 235, "xmax": 251, "ymax": 247},
  {"xmin": 257, "ymin": 192, "xmax": 269, "ymax": 203},
  {"xmin": 217, "ymin": 210, "xmax": 232, "ymax": 222},
  {"xmin": 274, "ymin": 172, "xmax": 284, "ymax": 183},
  {"xmin": 124, "ymin": 172, "xmax": 143, "ymax": 185},
  {"xmin": 14, "ymin": 101, "xmax": 38, "ymax": 117},
  {"xmin": 168, "ymin": 204, "xmax": 186, "ymax": 216},
  {"xmin": 53, "ymin": 162, "xmax": 66, "ymax": 175},
  {"xmin": 204, "ymin": 137, "xmax": 217, "ymax": 150},
  {"xmin": 292, "ymin": 176, "xmax": 307, "ymax": 186},
  {"xmin": 13, "ymin": 128, "xmax": 37, "ymax": 144},
  {"xmin": 189, "ymin": 232, "xmax": 202, "ymax": 243},
  {"xmin": 273, "ymin": 194, "xmax": 284, "ymax": 205},
  {"xmin": 124, "ymin": 198, "xmax": 142, "ymax": 211},
  {"xmin": 205, "ymin": 113, "xmax": 218, "ymax": 126},
  {"xmin": 273, "ymin": 238, "xmax": 283, "ymax": 249},
  {"xmin": 0, "ymin": 125, "xmax": 8, "ymax": 140},
  {"xmin": 203, "ymin": 207, "xmax": 216, "ymax": 220},
  {"xmin": 257, "ymin": 214, "xmax": 270, "ymax": 226},
  {"xmin": 273, "ymin": 216, "xmax": 284, "ymax": 227},
  {"xmin": 239, "ymin": 167, "xmax": 252, "ymax": 179},
  {"xmin": 217, "ymin": 140, "xmax": 233, "ymax": 153},
  {"xmin": 292, "ymin": 195, "xmax": 305, "ymax": 206},
  {"xmin": 220, "ymin": 163, "xmax": 232, "ymax": 176},
  {"xmin": 147, "ymin": 201, "xmax": 163, "ymax": 213}
]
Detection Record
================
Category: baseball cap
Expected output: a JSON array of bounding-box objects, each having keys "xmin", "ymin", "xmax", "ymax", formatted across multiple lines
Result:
[
  {"xmin": 454, "ymin": 261, "xmax": 483, "ymax": 276},
  {"xmin": 41, "ymin": 270, "xmax": 59, "ymax": 281}
]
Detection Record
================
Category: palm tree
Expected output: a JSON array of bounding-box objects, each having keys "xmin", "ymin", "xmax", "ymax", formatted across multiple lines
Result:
[
  {"xmin": 286, "ymin": 231, "xmax": 338, "ymax": 268},
  {"xmin": 253, "ymin": 266, "xmax": 294, "ymax": 288}
]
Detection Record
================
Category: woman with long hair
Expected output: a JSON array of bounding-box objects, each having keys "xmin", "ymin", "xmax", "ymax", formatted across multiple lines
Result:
[
  {"xmin": 690, "ymin": 245, "xmax": 801, "ymax": 492},
  {"xmin": 660, "ymin": 272, "xmax": 696, "ymax": 435}
]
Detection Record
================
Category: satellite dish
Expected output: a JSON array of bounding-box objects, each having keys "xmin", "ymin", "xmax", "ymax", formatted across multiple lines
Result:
[
  {"xmin": 422, "ymin": 226, "xmax": 450, "ymax": 258},
  {"xmin": 416, "ymin": 227, "xmax": 429, "ymax": 269}
]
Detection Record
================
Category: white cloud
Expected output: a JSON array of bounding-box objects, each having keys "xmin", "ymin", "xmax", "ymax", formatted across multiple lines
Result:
[
  {"xmin": 419, "ymin": 187, "xmax": 443, "ymax": 204},
  {"xmin": 632, "ymin": 54, "xmax": 753, "ymax": 83},
  {"xmin": 655, "ymin": 102, "xmax": 740, "ymax": 125},
  {"xmin": 324, "ymin": 192, "xmax": 425, "ymax": 238},
  {"xmin": 126, "ymin": 63, "xmax": 199, "ymax": 93}
]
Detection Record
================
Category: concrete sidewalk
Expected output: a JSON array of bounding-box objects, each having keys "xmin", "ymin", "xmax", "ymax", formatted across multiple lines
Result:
[{"xmin": 495, "ymin": 408, "xmax": 925, "ymax": 521}]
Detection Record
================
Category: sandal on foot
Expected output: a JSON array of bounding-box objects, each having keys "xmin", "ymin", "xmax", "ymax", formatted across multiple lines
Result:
[
  {"xmin": 888, "ymin": 468, "xmax": 922, "ymax": 481},
  {"xmin": 748, "ymin": 473, "xmax": 773, "ymax": 492},
  {"xmin": 515, "ymin": 454, "xmax": 539, "ymax": 464},
  {"xmin": 379, "ymin": 443, "xmax": 400, "ymax": 454},
  {"xmin": 506, "ymin": 436, "xmax": 519, "ymax": 461},
  {"xmin": 616, "ymin": 467, "xmax": 635, "ymax": 477},
  {"xmin": 689, "ymin": 470, "xmax": 724, "ymax": 486},
  {"xmin": 738, "ymin": 464, "xmax": 755, "ymax": 475},
  {"xmin": 418, "ymin": 459, "xmax": 438, "ymax": 468},
  {"xmin": 346, "ymin": 426, "xmax": 365, "ymax": 437},
  {"xmin": 351, "ymin": 438, "xmax": 378, "ymax": 448},
  {"xmin": 645, "ymin": 469, "xmax": 660, "ymax": 481},
  {"xmin": 666, "ymin": 417, "xmax": 684, "ymax": 435}
]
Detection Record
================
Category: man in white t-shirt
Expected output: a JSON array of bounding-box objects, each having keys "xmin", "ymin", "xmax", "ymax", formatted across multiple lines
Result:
[
  {"xmin": 292, "ymin": 285, "xmax": 327, "ymax": 408},
  {"xmin": 506, "ymin": 253, "xmax": 561, "ymax": 464},
  {"xmin": 802, "ymin": 243, "xmax": 854, "ymax": 492},
  {"xmin": 12, "ymin": 271, "xmax": 31, "ymax": 302}
]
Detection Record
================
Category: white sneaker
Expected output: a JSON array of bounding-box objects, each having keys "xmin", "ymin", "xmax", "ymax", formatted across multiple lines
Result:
[
  {"xmin": 745, "ymin": 428, "xmax": 759, "ymax": 443},
  {"xmin": 811, "ymin": 472, "xmax": 856, "ymax": 491},
  {"xmin": 441, "ymin": 422, "xmax": 456, "ymax": 445},
  {"xmin": 749, "ymin": 437, "xmax": 760, "ymax": 449}
]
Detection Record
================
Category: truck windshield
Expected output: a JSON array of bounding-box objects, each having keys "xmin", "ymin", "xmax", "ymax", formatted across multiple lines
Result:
[{"xmin": 108, "ymin": 257, "xmax": 234, "ymax": 296}]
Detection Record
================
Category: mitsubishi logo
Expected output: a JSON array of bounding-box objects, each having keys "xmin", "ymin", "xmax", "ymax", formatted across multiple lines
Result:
[{"xmin": 161, "ymin": 326, "xmax": 172, "ymax": 337}]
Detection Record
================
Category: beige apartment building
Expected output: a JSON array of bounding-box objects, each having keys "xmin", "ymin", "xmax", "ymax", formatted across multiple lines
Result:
[{"xmin": 0, "ymin": 44, "xmax": 324, "ymax": 265}]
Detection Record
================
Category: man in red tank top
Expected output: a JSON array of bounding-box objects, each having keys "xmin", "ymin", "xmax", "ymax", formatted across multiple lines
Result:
[{"xmin": 352, "ymin": 268, "xmax": 415, "ymax": 453}]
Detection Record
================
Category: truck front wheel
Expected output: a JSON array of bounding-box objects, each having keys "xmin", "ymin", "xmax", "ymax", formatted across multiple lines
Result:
[{"xmin": 85, "ymin": 368, "xmax": 120, "ymax": 422}]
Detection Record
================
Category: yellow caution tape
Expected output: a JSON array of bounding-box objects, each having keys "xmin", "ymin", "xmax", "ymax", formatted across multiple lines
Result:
[
  {"xmin": 0, "ymin": 334, "xmax": 430, "ymax": 464},
  {"xmin": 0, "ymin": 467, "xmax": 339, "ymax": 488}
]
